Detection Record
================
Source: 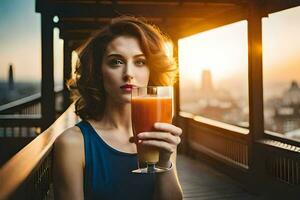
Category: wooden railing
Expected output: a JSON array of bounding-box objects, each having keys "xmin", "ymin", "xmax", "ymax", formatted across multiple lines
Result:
[
  {"xmin": 0, "ymin": 90, "xmax": 64, "ymax": 137},
  {"xmin": 256, "ymin": 139, "xmax": 300, "ymax": 185},
  {"xmin": 177, "ymin": 112, "xmax": 249, "ymax": 169},
  {"xmin": 0, "ymin": 104, "xmax": 78, "ymax": 200},
  {"xmin": 0, "ymin": 93, "xmax": 41, "ymax": 115},
  {"xmin": 0, "ymin": 88, "xmax": 64, "ymax": 115},
  {"xmin": 0, "ymin": 93, "xmax": 42, "ymax": 138},
  {"xmin": 0, "ymin": 90, "xmax": 66, "ymax": 166},
  {"xmin": 2, "ymin": 106, "xmax": 300, "ymax": 198},
  {"xmin": 177, "ymin": 111, "xmax": 300, "ymax": 197}
]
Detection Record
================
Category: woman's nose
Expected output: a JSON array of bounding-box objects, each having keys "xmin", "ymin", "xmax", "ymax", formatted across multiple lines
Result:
[
  {"xmin": 123, "ymin": 63, "xmax": 134, "ymax": 82},
  {"xmin": 123, "ymin": 74, "xmax": 133, "ymax": 82}
]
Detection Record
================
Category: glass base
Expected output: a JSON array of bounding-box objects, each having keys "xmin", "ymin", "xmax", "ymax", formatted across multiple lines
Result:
[{"xmin": 132, "ymin": 164, "xmax": 171, "ymax": 174}]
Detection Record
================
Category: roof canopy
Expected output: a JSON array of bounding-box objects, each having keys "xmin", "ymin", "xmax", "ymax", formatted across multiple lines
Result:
[{"xmin": 36, "ymin": 0, "xmax": 300, "ymax": 49}]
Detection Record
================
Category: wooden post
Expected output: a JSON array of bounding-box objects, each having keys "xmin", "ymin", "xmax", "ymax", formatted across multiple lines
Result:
[
  {"xmin": 248, "ymin": 0, "xmax": 264, "ymax": 152},
  {"xmin": 247, "ymin": 0, "xmax": 265, "ymax": 192},
  {"xmin": 173, "ymin": 38, "xmax": 180, "ymax": 118},
  {"xmin": 41, "ymin": 14, "xmax": 55, "ymax": 130},
  {"xmin": 63, "ymin": 39, "xmax": 72, "ymax": 110},
  {"xmin": 171, "ymin": 36, "xmax": 187, "ymax": 154}
]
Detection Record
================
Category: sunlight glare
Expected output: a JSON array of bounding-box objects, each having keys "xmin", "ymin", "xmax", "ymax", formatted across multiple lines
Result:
[{"xmin": 179, "ymin": 21, "xmax": 248, "ymax": 86}]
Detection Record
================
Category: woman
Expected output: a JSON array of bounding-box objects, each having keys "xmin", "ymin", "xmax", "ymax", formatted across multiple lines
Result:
[{"xmin": 53, "ymin": 16, "xmax": 183, "ymax": 200}]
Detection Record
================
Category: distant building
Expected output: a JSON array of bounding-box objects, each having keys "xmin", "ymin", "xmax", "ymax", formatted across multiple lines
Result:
[
  {"xmin": 8, "ymin": 64, "xmax": 14, "ymax": 90},
  {"xmin": 274, "ymin": 81, "xmax": 300, "ymax": 133},
  {"xmin": 181, "ymin": 69, "xmax": 248, "ymax": 126},
  {"xmin": 197, "ymin": 70, "xmax": 246, "ymax": 126},
  {"xmin": 201, "ymin": 70, "xmax": 214, "ymax": 99}
]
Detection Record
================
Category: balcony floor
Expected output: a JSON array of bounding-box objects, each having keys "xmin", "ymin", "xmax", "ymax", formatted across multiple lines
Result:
[{"xmin": 177, "ymin": 155, "xmax": 260, "ymax": 200}]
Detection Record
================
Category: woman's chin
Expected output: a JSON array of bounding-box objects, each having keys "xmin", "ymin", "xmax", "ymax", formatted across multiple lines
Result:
[{"xmin": 120, "ymin": 94, "xmax": 131, "ymax": 104}]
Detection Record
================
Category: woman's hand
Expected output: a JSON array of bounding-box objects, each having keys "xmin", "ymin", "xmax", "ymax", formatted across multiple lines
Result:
[{"xmin": 137, "ymin": 122, "xmax": 182, "ymax": 168}]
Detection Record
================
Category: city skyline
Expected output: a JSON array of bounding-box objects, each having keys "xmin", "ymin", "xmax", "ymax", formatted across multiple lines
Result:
[{"xmin": 180, "ymin": 68, "xmax": 300, "ymax": 134}]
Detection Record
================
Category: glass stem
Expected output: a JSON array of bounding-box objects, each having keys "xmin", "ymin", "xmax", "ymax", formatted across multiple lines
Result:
[{"xmin": 147, "ymin": 163, "xmax": 155, "ymax": 173}]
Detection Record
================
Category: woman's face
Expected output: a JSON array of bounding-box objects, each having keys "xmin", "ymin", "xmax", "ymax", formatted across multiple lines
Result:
[{"xmin": 101, "ymin": 36, "xmax": 150, "ymax": 104}]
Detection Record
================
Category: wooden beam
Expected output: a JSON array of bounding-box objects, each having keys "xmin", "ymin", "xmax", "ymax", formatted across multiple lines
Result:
[
  {"xmin": 172, "ymin": 37, "xmax": 180, "ymax": 117},
  {"xmin": 37, "ymin": 2, "xmax": 238, "ymax": 18},
  {"xmin": 57, "ymin": 18, "xmax": 205, "ymax": 40},
  {"xmin": 167, "ymin": 6, "xmax": 248, "ymax": 38},
  {"xmin": 57, "ymin": 20, "xmax": 109, "ymax": 31},
  {"xmin": 59, "ymin": 30, "xmax": 92, "ymax": 40},
  {"xmin": 41, "ymin": 14, "xmax": 55, "ymax": 130},
  {"xmin": 247, "ymin": 1, "xmax": 264, "ymax": 184},
  {"xmin": 36, "ymin": 0, "xmax": 248, "ymax": 13},
  {"xmin": 63, "ymin": 40, "xmax": 72, "ymax": 110},
  {"xmin": 56, "ymin": 17, "xmax": 163, "ymax": 30},
  {"xmin": 264, "ymin": 0, "xmax": 300, "ymax": 15},
  {"xmin": 247, "ymin": 1, "xmax": 264, "ymax": 142}
]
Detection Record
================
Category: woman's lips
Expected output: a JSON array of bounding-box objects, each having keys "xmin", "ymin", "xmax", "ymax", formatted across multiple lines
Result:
[{"xmin": 120, "ymin": 84, "xmax": 135, "ymax": 92}]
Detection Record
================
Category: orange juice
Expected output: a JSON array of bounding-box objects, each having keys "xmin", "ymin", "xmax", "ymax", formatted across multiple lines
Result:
[{"xmin": 131, "ymin": 97, "xmax": 172, "ymax": 163}]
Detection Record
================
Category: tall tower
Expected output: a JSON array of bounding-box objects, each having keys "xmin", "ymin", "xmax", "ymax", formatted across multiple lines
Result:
[
  {"xmin": 201, "ymin": 69, "xmax": 214, "ymax": 95},
  {"xmin": 8, "ymin": 64, "xmax": 14, "ymax": 90}
]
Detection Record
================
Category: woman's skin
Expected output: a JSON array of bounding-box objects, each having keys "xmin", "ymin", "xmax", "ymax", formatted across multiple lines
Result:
[{"xmin": 53, "ymin": 36, "xmax": 183, "ymax": 200}]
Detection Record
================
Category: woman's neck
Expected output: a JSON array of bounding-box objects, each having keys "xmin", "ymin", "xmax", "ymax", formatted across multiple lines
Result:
[{"xmin": 98, "ymin": 99, "xmax": 132, "ymax": 133}]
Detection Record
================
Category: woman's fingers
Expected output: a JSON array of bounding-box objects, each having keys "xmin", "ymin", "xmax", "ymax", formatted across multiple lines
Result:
[
  {"xmin": 154, "ymin": 123, "xmax": 182, "ymax": 136},
  {"xmin": 138, "ymin": 132, "xmax": 181, "ymax": 145},
  {"xmin": 136, "ymin": 123, "xmax": 182, "ymax": 153},
  {"xmin": 140, "ymin": 140, "xmax": 176, "ymax": 154}
]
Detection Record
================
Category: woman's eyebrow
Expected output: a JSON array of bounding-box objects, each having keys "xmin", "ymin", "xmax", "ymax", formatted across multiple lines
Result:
[
  {"xmin": 106, "ymin": 53, "xmax": 145, "ymax": 58},
  {"xmin": 134, "ymin": 54, "xmax": 145, "ymax": 58},
  {"xmin": 106, "ymin": 54, "xmax": 123, "ymax": 58}
]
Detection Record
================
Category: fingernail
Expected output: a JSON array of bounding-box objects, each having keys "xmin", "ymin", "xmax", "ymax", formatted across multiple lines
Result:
[
  {"xmin": 138, "ymin": 140, "xmax": 142, "ymax": 143},
  {"xmin": 138, "ymin": 133, "xmax": 144, "ymax": 138}
]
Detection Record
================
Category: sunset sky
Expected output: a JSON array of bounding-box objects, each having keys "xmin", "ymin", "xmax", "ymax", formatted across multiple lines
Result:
[
  {"xmin": 0, "ymin": 0, "xmax": 63, "ymax": 83},
  {"xmin": 0, "ymin": 0, "xmax": 41, "ymax": 82},
  {"xmin": 179, "ymin": 20, "xmax": 248, "ymax": 84},
  {"xmin": 0, "ymin": 0, "xmax": 299, "ymax": 90},
  {"xmin": 262, "ymin": 6, "xmax": 300, "ymax": 84},
  {"xmin": 179, "ymin": 6, "xmax": 300, "ymax": 87}
]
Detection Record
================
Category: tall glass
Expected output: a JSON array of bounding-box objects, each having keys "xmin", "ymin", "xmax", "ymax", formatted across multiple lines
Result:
[{"xmin": 131, "ymin": 86, "xmax": 173, "ymax": 173}]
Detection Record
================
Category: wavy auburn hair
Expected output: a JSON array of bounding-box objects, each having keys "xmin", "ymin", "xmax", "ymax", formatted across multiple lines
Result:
[{"xmin": 69, "ymin": 16, "xmax": 178, "ymax": 120}]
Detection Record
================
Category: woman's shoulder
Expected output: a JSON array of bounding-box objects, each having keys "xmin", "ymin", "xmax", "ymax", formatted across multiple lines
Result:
[
  {"xmin": 55, "ymin": 126, "xmax": 83, "ymax": 149},
  {"xmin": 54, "ymin": 126, "xmax": 85, "ymax": 166},
  {"xmin": 53, "ymin": 126, "xmax": 85, "ymax": 197}
]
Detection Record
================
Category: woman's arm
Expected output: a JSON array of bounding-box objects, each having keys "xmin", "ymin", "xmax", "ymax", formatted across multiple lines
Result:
[
  {"xmin": 153, "ymin": 150, "xmax": 183, "ymax": 200},
  {"xmin": 53, "ymin": 127, "xmax": 85, "ymax": 200},
  {"xmin": 137, "ymin": 123, "xmax": 183, "ymax": 200}
]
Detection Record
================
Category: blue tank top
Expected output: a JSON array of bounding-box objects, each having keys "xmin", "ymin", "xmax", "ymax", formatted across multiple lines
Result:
[{"xmin": 76, "ymin": 120, "xmax": 155, "ymax": 200}]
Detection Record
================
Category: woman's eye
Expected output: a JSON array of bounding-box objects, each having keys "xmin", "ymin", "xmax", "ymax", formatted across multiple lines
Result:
[
  {"xmin": 109, "ymin": 59, "xmax": 124, "ymax": 66},
  {"xmin": 135, "ymin": 59, "xmax": 146, "ymax": 66}
]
